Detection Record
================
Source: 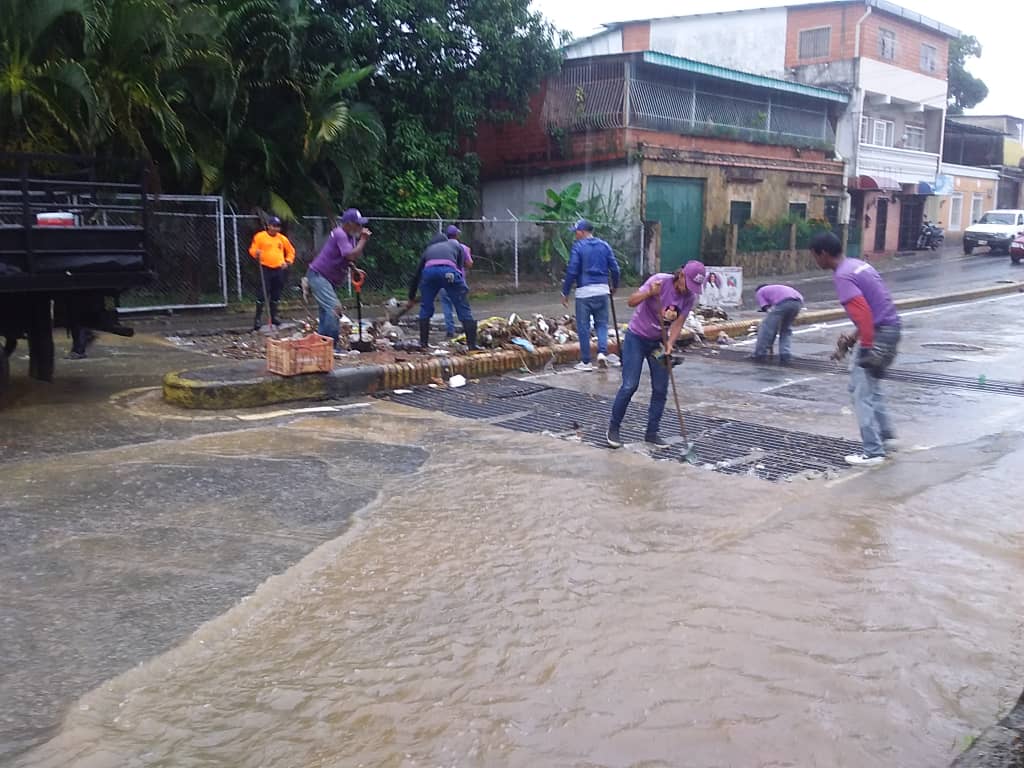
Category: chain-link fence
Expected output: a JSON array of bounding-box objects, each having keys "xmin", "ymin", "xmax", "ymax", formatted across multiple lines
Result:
[{"xmin": 120, "ymin": 195, "xmax": 226, "ymax": 311}]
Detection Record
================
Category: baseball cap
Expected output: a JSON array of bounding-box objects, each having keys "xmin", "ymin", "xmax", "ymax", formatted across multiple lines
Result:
[
  {"xmin": 569, "ymin": 219, "xmax": 594, "ymax": 232},
  {"xmin": 267, "ymin": 215, "xmax": 282, "ymax": 226},
  {"xmin": 339, "ymin": 208, "xmax": 369, "ymax": 225},
  {"xmin": 446, "ymin": 225, "xmax": 461, "ymax": 237},
  {"xmin": 682, "ymin": 260, "xmax": 707, "ymax": 295}
]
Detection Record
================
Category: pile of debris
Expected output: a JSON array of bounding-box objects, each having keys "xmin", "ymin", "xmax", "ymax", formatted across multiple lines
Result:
[{"xmin": 167, "ymin": 299, "xmax": 734, "ymax": 362}]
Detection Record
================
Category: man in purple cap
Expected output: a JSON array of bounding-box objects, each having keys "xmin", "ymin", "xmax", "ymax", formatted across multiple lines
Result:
[
  {"xmin": 439, "ymin": 225, "xmax": 473, "ymax": 339},
  {"xmin": 606, "ymin": 261, "xmax": 706, "ymax": 449},
  {"xmin": 307, "ymin": 208, "xmax": 372, "ymax": 348},
  {"xmin": 810, "ymin": 231, "xmax": 901, "ymax": 466},
  {"xmin": 752, "ymin": 283, "xmax": 804, "ymax": 364}
]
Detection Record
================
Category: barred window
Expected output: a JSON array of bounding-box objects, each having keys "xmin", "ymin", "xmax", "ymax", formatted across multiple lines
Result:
[
  {"xmin": 798, "ymin": 27, "xmax": 831, "ymax": 59},
  {"xmin": 879, "ymin": 29, "xmax": 896, "ymax": 60},
  {"xmin": 903, "ymin": 124, "xmax": 926, "ymax": 151},
  {"xmin": 920, "ymin": 43, "xmax": 938, "ymax": 72}
]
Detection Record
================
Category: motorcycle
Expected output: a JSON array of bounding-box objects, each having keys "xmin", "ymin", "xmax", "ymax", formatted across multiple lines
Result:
[{"xmin": 916, "ymin": 219, "xmax": 944, "ymax": 250}]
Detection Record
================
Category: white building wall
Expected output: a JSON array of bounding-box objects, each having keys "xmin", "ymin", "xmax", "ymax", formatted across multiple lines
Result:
[
  {"xmin": 648, "ymin": 9, "xmax": 788, "ymax": 77},
  {"xmin": 563, "ymin": 30, "xmax": 623, "ymax": 59},
  {"xmin": 859, "ymin": 58, "xmax": 947, "ymax": 109},
  {"xmin": 478, "ymin": 164, "xmax": 642, "ymax": 254}
]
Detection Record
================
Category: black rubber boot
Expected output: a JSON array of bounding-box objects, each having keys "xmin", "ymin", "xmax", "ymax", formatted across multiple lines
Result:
[
  {"xmin": 270, "ymin": 301, "xmax": 280, "ymax": 326},
  {"xmin": 463, "ymin": 320, "xmax": 478, "ymax": 350},
  {"xmin": 419, "ymin": 318, "xmax": 431, "ymax": 348},
  {"xmin": 253, "ymin": 303, "xmax": 264, "ymax": 330}
]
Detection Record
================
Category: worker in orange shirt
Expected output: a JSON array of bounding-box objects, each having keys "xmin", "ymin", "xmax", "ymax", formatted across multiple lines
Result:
[{"xmin": 249, "ymin": 215, "xmax": 296, "ymax": 329}]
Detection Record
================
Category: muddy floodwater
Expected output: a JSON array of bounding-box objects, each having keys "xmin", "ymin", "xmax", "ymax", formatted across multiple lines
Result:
[{"xmin": 12, "ymin": 404, "xmax": 1024, "ymax": 768}]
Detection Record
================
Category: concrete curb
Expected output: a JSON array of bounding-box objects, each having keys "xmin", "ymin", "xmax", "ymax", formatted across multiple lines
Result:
[
  {"xmin": 163, "ymin": 282, "xmax": 1023, "ymax": 410},
  {"xmin": 163, "ymin": 341, "xmax": 619, "ymax": 410}
]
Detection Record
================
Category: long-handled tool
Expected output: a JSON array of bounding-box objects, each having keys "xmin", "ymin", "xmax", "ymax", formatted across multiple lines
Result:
[
  {"xmin": 660, "ymin": 306, "xmax": 698, "ymax": 465},
  {"xmin": 349, "ymin": 267, "xmax": 375, "ymax": 353},
  {"xmin": 608, "ymin": 278, "xmax": 622, "ymax": 356},
  {"xmin": 257, "ymin": 263, "xmax": 272, "ymax": 333}
]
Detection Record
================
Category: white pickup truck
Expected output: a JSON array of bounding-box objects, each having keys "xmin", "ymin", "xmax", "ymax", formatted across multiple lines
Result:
[{"xmin": 962, "ymin": 209, "xmax": 1024, "ymax": 255}]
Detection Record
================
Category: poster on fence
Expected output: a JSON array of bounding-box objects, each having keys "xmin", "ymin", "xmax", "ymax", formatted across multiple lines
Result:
[{"xmin": 699, "ymin": 266, "xmax": 743, "ymax": 308}]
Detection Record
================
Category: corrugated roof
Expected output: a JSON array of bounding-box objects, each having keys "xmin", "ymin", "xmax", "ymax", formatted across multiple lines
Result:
[{"xmin": 642, "ymin": 51, "xmax": 849, "ymax": 103}]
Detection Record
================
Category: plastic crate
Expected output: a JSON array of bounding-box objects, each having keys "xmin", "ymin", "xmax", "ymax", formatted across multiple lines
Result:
[{"xmin": 266, "ymin": 334, "xmax": 334, "ymax": 376}]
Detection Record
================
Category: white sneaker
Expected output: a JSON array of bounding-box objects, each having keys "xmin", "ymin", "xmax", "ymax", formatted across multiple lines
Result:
[
  {"xmin": 597, "ymin": 353, "xmax": 609, "ymax": 369},
  {"xmin": 574, "ymin": 361, "xmax": 594, "ymax": 372},
  {"xmin": 606, "ymin": 353, "xmax": 622, "ymax": 368},
  {"xmin": 845, "ymin": 453, "xmax": 885, "ymax": 467}
]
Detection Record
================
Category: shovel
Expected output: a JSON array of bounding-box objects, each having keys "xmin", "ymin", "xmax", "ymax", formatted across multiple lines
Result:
[
  {"xmin": 660, "ymin": 306, "xmax": 698, "ymax": 465},
  {"xmin": 349, "ymin": 267, "xmax": 375, "ymax": 353},
  {"xmin": 608, "ymin": 278, "xmax": 622, "ymax": 356}
]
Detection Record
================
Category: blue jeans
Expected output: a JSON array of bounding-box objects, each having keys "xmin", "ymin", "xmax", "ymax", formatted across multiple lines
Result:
[
  {"xmin": 419, "ymin": 265, "xmax": 473, "ymax": 323},
  {"xmin": 754, "ymin": 298, "xmax": 802, "ymax": 360},
  {"xmin": 439, "ymin": 289, "xmax": 456, "ymax": 335},
  {"xmin": 609, "ymin": 330, "xmax": 669, "ymax": 436},
  {"xmin": 307, "ymin": 268, "xmax": 341, "ymax": 345},
  {"xmin": 849, "ymin": 325, "xmax": 900, "ymax": 457},
  {"xmin": 575, "ymin": 294, "xmax": 610, "ymax": 363}
]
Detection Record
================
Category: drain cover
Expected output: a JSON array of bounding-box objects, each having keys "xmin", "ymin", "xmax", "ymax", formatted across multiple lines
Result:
[
  {"xmin": 921, "ymin": 342, "xmax": 985, "ymax": 352},
  {"xmin": 380, "ymin": 379, "xmax": 861, "ymax": 483}
]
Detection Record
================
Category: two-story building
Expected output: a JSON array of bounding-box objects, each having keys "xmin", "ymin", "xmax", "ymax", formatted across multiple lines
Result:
[
  {"xmin": 944, "ymin": 115, "xmax": 1024, "ymax": 209},
  {"xmin": 553, "ymin": 0, "xmax": 960, "ymax": 257},
  {"xmin": 471, "ymin": 51, "xmax": 847, "ymax": 272}
]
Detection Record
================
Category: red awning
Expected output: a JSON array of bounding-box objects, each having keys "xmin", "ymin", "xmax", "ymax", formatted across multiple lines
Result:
[{"xmin": 851, "ymin": 174, "xmax": 900, "ymax": 191}]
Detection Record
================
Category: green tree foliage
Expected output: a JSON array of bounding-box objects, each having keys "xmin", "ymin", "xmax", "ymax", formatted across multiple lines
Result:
[
  {"xmin": 948, "ymin": 35, "xmax": 989, "ymax": 116},
  {"xmin": 0, "ymin": 0, "xmax": 560, "ymax": 221}
]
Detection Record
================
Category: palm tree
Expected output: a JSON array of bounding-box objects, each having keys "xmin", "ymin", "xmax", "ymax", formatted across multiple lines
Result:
[{"xmin": 0, "ymin": 0, "xmax": 97, "ymax": 151}]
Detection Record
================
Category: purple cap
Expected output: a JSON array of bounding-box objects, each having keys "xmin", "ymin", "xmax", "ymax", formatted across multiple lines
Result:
[
  {"xmin": 446, "ymin": 225, "xmax": 461, "ymax": 237},
  {"xmin": 267, "ymin": 215, "xmax": 282, "ymax": 226},
  {"xmin": 569, "ymin": 219, "xmax": 594, "ymax": 233},
  {"xmin": 682, "ymin": 260, "xmax": 707, "ymax": 295},
  {"xmin": 339, "ymin": 208, "xmax": 369, "ymax": 225}
]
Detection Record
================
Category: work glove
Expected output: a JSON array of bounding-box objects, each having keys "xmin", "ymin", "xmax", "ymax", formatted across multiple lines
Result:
[{"xmin": 856, "ymin": 346, "xmax": 888, "ymax": 378}]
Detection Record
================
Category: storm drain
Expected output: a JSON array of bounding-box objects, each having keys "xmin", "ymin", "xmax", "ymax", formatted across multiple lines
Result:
[
  {"xmin": 379, "ymin": 379, "xmax": 861, "ymax": 483},
  {"xmin": 709, "ymin": 349, "xmax": 1024, "ymax": 397}
]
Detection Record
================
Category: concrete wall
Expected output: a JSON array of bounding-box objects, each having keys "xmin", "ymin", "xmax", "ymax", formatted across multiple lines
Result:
[
  {"xmin": 563, "ymin": 30, "xmax": 623, "ymax": 59},
  {"xmin": 857, "ymin": 144, "xmax": 940, "ymax": 185},
  {"xmin": 859, "ymin": 190, "xmax": 902, "ymax": 253},
  {"xmin": 859, "ymin": 58, "xmax": 947, "ymax": 109},
  {"xmin": 478, "ymin": 163, "xmax": 642, "ymax": 253},
  {"xmin": 927, "ymin": 164, "xmax": 1000, "ymax": 235},
  {"xmin": 648, "ymin": 9, "xmax": 788, "ymax": 77}
]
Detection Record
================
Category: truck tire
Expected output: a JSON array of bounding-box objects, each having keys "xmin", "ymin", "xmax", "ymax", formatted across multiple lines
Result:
[
  {"xmin": 27, "ymin": 299, "xmax": 55, "ymax": 382},
  {"xmin": 963, "ymin": 243, "xmax": 973, "ymax": 255},
  {"xmin": 1013, "ymin": 254, "xmax": 1022, "ymax": 265}
]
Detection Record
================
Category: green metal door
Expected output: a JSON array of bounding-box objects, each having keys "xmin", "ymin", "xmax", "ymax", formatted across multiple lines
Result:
[{"xmin": 644, "ymin": 177, "xmax": 704, "ymax": 272}]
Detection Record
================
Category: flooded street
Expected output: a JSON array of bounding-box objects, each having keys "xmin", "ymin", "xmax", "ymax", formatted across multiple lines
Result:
[{"xmin": 4, "ymin": 295, "xmax": 1024, "ymax": 767}]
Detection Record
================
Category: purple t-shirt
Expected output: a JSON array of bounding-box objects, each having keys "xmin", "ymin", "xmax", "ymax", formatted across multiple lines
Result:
[
  {"xmin": 628, "ymin": 273, "xmax": 697, "ymax": 340},
  {"xmin": 310, "ymin": 227, "xmax": 358, "ymax": 285},
  {"xmin": 833, "ymin": 258, "xmax": 900, "ymax": 327},
  {"xmin": 755, "ymin": 284, "xmax": 803, "ymax": 309}
]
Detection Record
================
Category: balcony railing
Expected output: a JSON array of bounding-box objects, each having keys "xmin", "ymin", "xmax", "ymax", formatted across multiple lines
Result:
[{"xmin": 542, "ymin": 66, "xmax": 836, "ymax": 150}]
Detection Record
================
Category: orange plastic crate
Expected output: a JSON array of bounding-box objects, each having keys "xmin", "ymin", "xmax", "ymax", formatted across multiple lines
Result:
[{"xmin": 265, "ymin": 334, "xmax": 334, "ymax": 376}]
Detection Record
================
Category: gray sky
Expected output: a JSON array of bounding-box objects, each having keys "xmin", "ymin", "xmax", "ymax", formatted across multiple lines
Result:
[{"xmin": 532, "ymin": 0, "xmax": 1017, "ymax": 117}]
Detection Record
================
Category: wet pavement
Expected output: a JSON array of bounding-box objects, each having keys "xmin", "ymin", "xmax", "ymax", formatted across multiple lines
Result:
[{"xmin": 2, "ymin": 289, "xmax": 1023, "ymax": 767}]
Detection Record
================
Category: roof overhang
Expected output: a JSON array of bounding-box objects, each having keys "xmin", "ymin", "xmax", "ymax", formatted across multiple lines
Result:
[{"xmin": 850, "ymin": 174, "xmax": 901, "ymax": 191}]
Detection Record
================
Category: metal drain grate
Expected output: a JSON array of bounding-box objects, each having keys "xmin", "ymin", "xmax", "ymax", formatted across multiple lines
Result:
[
  {"xmin": 379, "ymin": 379, "xmax": 862, "ymax": 483},
  {"xmin": 707, "ymin": 349, "xmax": 1024, "ymax": 396}
]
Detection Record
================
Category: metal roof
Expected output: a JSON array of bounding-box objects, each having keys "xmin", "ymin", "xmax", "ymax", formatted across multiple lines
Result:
[{"xmin": 642, "ymin": 51, "xmax": 849, "ymax": 103}]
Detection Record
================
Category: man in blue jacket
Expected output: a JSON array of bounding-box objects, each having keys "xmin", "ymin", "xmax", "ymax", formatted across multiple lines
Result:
[{"xmin": 561, "ymin": 220, "xmax": 621, "ymax": 371}]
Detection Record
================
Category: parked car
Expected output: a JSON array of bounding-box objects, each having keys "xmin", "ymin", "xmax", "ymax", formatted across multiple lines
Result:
[
  {"xmin": 962, "ymin": 209, "xmax": 1024, "ymax": 255},
  {"xmin": 1011, "ymin": 233, "xmax": 1024, "ymax": 265}
]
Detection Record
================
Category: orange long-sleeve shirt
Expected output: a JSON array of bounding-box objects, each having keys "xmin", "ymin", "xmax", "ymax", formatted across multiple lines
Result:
[{"xmin": 249, "ymin": 231, "xmax": 296, "ymax": 269}]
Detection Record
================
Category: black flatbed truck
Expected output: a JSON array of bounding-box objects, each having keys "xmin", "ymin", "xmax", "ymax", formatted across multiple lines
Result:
[{"xmin": 0, "ymin": 153, "xmax": 154, "ymax": 391}]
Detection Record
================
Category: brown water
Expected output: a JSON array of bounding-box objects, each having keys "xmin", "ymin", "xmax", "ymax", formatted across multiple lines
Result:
[{"xmin": 15, "ymin": 407, "xmax": 1024, "ymax": 768}]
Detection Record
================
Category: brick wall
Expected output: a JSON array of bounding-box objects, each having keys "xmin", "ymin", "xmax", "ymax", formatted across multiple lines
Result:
[
  {"xmin": 859, "ymin": 13, "xmax": 948, "ymax": 76},
  {"xmin": 472, "ymin": 87, "xmax": 552, "ymax": 177},
  {"xmin": 621, "ymin": 22, "xmax": 650, "ymax": 52},
  {"xmin": 786, "ymin": 3, "xmax": 950, "ymax": 76}
]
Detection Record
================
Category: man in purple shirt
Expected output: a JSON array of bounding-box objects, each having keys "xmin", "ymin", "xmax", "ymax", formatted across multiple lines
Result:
[
  {"xmin": 752, "ymin": 284, "xmax": 804, "ymax": 364},
  {"xmin": 606, "ymin": 260, "xmax": 706, "ymax": 449},
  {"xmin": 810, "ymin": 231, "xmax": 901, "ymax": 466},
  {"xmin": 307, "ymin": 208, "xmax": 372, "ymax": 348}
]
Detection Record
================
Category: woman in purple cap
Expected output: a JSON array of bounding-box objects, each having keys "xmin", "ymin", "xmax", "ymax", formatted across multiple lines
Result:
[
  {"xmin": 307, "ymin": 208, "xmax": 372, "ymax": 350},
  {"xmin": 606, "ymin": 260, "xmax": 706, "ymax": 449}
]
